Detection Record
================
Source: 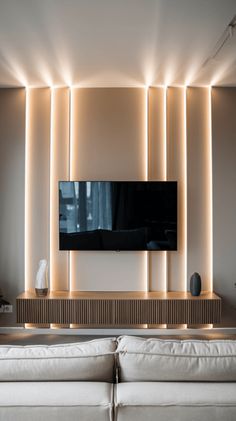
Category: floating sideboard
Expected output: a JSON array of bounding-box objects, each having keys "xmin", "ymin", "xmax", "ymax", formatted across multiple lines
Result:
[{"xmin": 16, "ymin": 291, "xmax": 221, "ymax": 326}]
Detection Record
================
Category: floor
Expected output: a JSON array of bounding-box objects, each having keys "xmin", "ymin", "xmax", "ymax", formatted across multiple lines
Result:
[{"xmin": 0, "ymin": 331, "xmax": 236, "ymax": 345}]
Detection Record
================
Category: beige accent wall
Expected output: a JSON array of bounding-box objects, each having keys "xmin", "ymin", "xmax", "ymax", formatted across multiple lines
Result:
[
  {"xmin": 212, "ymin": 87, "xmax": 236, "ymax": 308},
  {"xmin": 0, "ymin": 86, "xmax": 236, "ymax": 326},
  {"xmin": 0, "ymin": 88, "xmax": 25, "ymax": 326}
]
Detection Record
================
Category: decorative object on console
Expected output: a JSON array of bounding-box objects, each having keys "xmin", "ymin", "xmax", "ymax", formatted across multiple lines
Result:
[
  {"xmin": 35, "ymin": 259, "xmax": 49, "ymax": 297},
  {"xmin": 190, "ymin": 272, "xmax": 201, "ymax": 296}
]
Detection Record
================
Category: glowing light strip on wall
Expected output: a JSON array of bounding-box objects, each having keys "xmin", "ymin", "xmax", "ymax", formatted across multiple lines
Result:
[
  {"xmin": 69, "ymin": 87, "xmax": 74, "ymax": 293},
  {"xmin": 145, "ymin": 87, "xmax": 149, "ymax": 292},
  {"xmin": 163, "ymin": 86, "xmax": 168, "ymax": 293},
  {"xmin": 208, "ymin": 86, "xmax": 213, "ymax": 292},
  {"xmin": 163, "ymin": 86, "xmax": 167, "ymax": 181},
  {"xmin": 49, "ymin": 87, "xmax": 55, "ymax": 290},
  {"xmin": 146, "ymin": 87, "xmax": 149, "ymax": 181},
  {"xmin": 24, "ymin": 87, "xmax": 31, "ymax": 291},
  {"xmin": 184, "ymin": 86, "xmax": 188, "ymax": 292},
  {"xmin": 49, "ymin": 87, "xmax": 55, "ymax": 329}
]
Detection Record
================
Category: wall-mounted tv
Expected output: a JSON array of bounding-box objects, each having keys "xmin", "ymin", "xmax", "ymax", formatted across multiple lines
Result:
[{"xmin": 59, "ymin": 181, "xmax": 177, "ymax": 251}]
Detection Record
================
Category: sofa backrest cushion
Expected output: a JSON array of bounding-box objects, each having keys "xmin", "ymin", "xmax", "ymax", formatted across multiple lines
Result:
[
  {"xmin": 0, "ymin": 338, "xmax": 116, "ymax": 382},
  {"xmin": 117, "ymin": 336, "xmax": 236, "ymax": 382}
]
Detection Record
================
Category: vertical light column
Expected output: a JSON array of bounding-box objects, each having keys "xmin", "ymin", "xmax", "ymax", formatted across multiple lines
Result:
[
  {"xmin": 69, "ymin": 87, "xmax": 75, "ymax": 291},
  {"xmin": 183, "ymin": 86, "xmax": 188, "ymax": 329},
  {"xmin": 184, "ymin": 86, "xmax": 187, "ymax": 292},
  {"xmin": 145, "ymin": 87, "xmax": 149, "ymax": 292},
  {"xmin": 164, "ymin": 86, "xmax": 168, "ymax": 293},
  {"xmin": 49, "ymin": 88, "xmax": 70, "ymax": 291},
  {"xmin": 208, "ymin": 87, "xmax": 213, "ymax": 292},
  {"xmin": 167, "ymin": 87, "xmax": 186, "ymax": 291},
  {"xmin": 148, "ymin": 86, "xmax": 167, "ymax": 292},
  {"xmin": 24, "ymin": 88, "xmax": 31, "ymax": 291},
  {"xmin": 25, "ymin": 88, "xmax": 51, "ymax": 291},
  {"xmin": 146, "ymin": 87, "xmax": 149, "ymax": 182}
]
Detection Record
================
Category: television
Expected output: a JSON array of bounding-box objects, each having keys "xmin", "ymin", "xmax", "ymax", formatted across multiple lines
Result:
[{"xmin": 59, "ymin": 181, "xmax": 177, "ymax": 251}]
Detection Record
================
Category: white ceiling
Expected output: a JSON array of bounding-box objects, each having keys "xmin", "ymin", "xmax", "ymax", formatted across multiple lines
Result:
[{"xmin": 0, "ymin": 0, "xmax": 235, "ymax": 87}]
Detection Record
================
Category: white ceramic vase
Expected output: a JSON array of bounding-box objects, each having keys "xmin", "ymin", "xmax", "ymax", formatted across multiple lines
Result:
[{"xmin": 35, "ymin": 259, "xmax": 48, "ymax": 297}]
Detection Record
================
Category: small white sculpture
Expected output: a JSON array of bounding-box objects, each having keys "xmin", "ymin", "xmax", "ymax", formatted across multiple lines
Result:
[{"xmin": 35, "ymin": 259, "xmax": 48, "ymax": 297}]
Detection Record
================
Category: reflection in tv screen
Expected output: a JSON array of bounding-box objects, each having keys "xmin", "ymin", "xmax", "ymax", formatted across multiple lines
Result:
[{"xmin": 59, "ymin": 181, "xmax": 177, "ymax": 251}]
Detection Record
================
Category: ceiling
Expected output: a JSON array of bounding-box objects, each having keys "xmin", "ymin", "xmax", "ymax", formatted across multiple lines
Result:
[{"xmin": 0, "ymin": 0, "xmax": 236, "ymax": 87}]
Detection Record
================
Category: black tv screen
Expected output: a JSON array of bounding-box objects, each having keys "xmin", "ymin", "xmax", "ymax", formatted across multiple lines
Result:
[{"xmin": 59, "ymin": 181, "xmax": 177, "ymax": 251}]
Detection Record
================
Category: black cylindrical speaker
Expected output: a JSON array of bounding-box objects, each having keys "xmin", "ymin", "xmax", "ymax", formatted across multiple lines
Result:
[{"xmin": 190, "ymin": 272, "xmax": 201, "ymax": 296}]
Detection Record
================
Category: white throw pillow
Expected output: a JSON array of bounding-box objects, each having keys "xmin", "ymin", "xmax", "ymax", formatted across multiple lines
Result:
[
  {"xmin": 117, "ymin": 336, "xmax": 236, "ymax": 382},
  {"xmin": 0, "ymin": 338, "xmax": 116, "ymax": 382}
]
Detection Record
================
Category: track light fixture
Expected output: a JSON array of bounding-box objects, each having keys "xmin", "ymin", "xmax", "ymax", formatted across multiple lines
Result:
[{"xmin": 203, "ymin": 14, "xmax": 236, "ymax": 67}]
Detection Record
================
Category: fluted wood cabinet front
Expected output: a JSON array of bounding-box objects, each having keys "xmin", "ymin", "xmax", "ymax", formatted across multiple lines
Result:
[{"xmin": 17, "ymin": 291, "xmax": 221, "ymax": 325}]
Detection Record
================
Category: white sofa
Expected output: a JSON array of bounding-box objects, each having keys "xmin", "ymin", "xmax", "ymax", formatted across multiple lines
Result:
[
  {"xmin": 0, "ymin": 337, "xmax": 116, "ymax": 421},
  {"xmin": 0, "ymin": 336, "xmax": 236, "ymax": 421},
  {"xmin": 115, "ymin": 336, "xmax": 236, "ymax": 421}
]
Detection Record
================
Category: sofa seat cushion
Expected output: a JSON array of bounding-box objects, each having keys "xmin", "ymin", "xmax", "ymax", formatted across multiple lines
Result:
[
  {"xmin": 117, "ymin": 336, "xmax": 236, "ymax": 381},
  {"xmin": 115, "ymin": 382, "xmax": 236, "ymax": 421},
  {"xmin": 0, "ymin": 337, "xmax": 116, "ymax": 381},
  {"xmin": 0, "ymin": 382, "xmax": 113, "ymax": 421}
]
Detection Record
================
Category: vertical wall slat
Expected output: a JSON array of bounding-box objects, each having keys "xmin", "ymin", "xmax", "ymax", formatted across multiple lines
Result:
[
  {"xmin": 50, "ymin": 88, "xmax": 70, "ymax": 291},
  {"xmin": 167, "ymin": 87, "xmax": 186, "ymax": 291},
  {"xmin": 187, "ymin": 88, "xmax": 211, "ymax": 291},
  {"xmin": 148, "ymin": 87, "xmax": 167, "ymax": 291},
  {"xmin": 25, "ymin": 88, "xmax": 50, "ymax": 291}
]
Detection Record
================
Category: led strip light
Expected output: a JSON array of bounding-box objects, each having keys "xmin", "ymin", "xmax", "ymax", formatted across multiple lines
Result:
[
  {"xmin": 145, "ymin": 87, "xmax": 149, "ymax": 327},
  {"xmin": 183, "ymin": 86, "xmax": 188, "ymax": 329},
  {"xmin": 163, "ymin": 86, "xmax": 168, "ymax": 293},
  {"xmin": 24, "ymin": 87, "xmax": 30, "ymax": 292},
  {"xmin": 69, "ymin": 87, "xmax": 74, "ymax": 293},
  {"xmin": 184, "ymin": 86, "xmax": 188, "ymax": 293},
  {"xmin": 49, "ymin": 87, "xmax": 55, "ymax": 290},
  {"xmin": 208, "ymin": 86, "xmax": 213, "ymax": 293}
]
